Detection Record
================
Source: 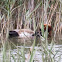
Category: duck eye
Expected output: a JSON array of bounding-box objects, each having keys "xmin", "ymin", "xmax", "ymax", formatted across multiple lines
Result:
[{"xmin": 40, "ymin": 29, "xmax": 41, "ymax": 31}]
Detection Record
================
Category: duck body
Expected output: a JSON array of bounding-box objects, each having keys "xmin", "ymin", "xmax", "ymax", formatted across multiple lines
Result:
[
  {"xmin": 9, "ymin": 24, "xmax": 52, "ymax": 41},
  {"xmin": 44, "ymin": 24, "xmax": 52, "ymax": 37},
  {"xmin": 9, "ymin": 29, "xmax": 35, "ymax": 39},
  {"xmin": 34, "ymin": 24, "xmax": 52, "ymax": 37}
]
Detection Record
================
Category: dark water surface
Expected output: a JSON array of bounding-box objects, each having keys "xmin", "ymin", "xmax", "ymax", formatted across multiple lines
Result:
[{"xmin": 0, "ymin": 35, "xmax": 62, "ymax": 62}]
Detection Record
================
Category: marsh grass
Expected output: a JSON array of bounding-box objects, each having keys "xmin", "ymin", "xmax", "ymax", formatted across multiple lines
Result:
[
  {"xmin": 29, "ymin": 40, "xmax": 36, "ymax": 62},
  {"xmin": 2, "ymin": 41, "xmax": 11, "ymax": 62},
  {"xmin": 0, "ymin": 0, "xmax": 62, "ymax": 62},
  {"xmin": 1, "ymin": 22, "xmax": 61, "ymax": 62},
  {"xmin": 1, "ymin": 36, "xmax": 61, "ymax": 62},
  {"xmin": 1, "ymin": 39, "xmax": 36, "ymax": 62}
]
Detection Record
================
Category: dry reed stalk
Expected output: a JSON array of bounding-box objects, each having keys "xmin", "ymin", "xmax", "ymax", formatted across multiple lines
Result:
[
  {"xmin": 10, "ymin": 0, "xmax": 16, "ymax": 10},
  {"xmin": 59, "ymin": 1, "xmax": 62, "ymax": 34},
  {"xmin": 48, "ymin": 2, "xmax": 58, "ymax": 25},
  {"xmin": 17, "ymin": 7, "xmax": 20, "ymax": 29},
  {"xmin": 0, "ymin": 15, "xmax": 5, "ymax": 44},
  {"xmin": 59, "ymin": 22, "xmax": 62, "ymax": 34},
  {"xmin": 48, "ymin": 4, "xmax": 53, "ymax": 25},
  {"xmin": 9, "ymin": 17, "xmax": 14, "ymax": 30},
  {"xmin": 54, "ymin": 12, "xmax": 59, "ymax": 39}
]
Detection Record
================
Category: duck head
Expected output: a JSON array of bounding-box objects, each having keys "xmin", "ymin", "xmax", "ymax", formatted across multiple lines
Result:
[
  {"xmin": 9, "ymin": 31, "xmax": 19, "ymax": 38},
  {"xmin": 32, "ymin": 28, "xmax": 42, "ymax": 37}
]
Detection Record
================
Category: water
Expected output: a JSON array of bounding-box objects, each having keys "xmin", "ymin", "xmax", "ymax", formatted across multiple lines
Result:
[
  {"xmin": 0, "ymin": 35, "xmax": 62, "ymax": 62},
  {"xmin": 2, "ymin": 44, "xmax": 61, "ymax": 62}
]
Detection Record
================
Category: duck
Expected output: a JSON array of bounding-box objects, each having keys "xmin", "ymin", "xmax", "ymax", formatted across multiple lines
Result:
[
  {"xmin": 44, "ymin": 24, "xmax": 52, "ymax": 37},
  {"xmin": 9, "ymin": 28, "xmax": 45, "ymax": 44},
  {"xmin": 9, "ymin": 24, "xmax": 52, "ymax": 40},
  {"xmin": 9, "ymin": 29, "xmax": 37, "ymax": 45},
  {"xmin": 9, "ymin": 29, "xmax": 35, "ymax": 40},
  {"xmin": 34, "ymin": 24, "xmax": 52, "ymax": 38}
]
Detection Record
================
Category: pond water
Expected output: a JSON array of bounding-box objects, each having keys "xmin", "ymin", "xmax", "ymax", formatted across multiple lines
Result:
[{"xmin": 0, "ymin": 35, "xmax": 62, "ymax": 62}]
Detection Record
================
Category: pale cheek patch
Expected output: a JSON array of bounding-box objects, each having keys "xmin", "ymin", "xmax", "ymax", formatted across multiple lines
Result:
[{"xmin": 19, "ymin": 32, "xmax": 32, "ymax": 38}]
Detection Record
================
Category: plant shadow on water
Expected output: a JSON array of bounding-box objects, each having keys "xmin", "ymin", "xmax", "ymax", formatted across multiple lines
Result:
[
  {"xmin": 0, "ymin": 34, "xmax": 62, "ymax": 62},
  {"xmin": 9, "ymin": 35, "xmax": 44, "ymax": 47},
  {"xmin": 8, "ymin": 34, "xmax": 62, "ymax": 61}
]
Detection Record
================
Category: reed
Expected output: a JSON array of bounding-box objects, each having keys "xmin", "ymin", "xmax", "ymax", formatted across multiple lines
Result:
[{"xmin": 0, "ymin": 0, "xmax": 62, "ymax": 62}]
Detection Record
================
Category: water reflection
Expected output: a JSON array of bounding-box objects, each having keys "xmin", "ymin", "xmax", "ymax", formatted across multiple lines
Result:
[
  {"xmin": 0, "ymin": 35, "xmax": 62, "ymax": 62},
  {"xmin": 2, "ymin": 44, "xmax": 62, "ymax": 62}
]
